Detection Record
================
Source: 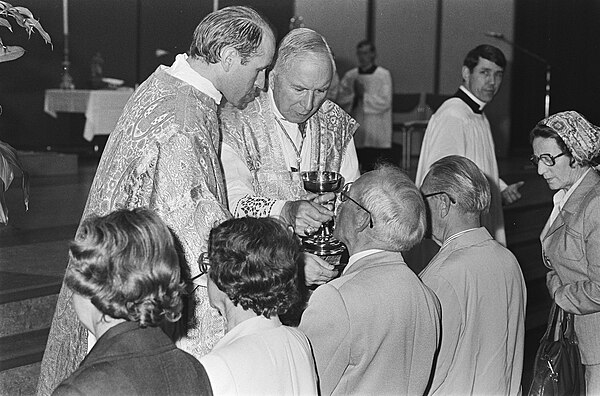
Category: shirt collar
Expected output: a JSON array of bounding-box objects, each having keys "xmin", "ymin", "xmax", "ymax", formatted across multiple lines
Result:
[
  {"xmin": 343, "ymin": 249, "xmax": 385, "ymax": 275},
  {"xmin": 457, "ymin": 85, "xmax": 486, "ymax": 114},
  {"xmin": 163, "ymin": 53, "xmax": 222, "ymax": 104},
  {"xmin": 552, "ymin": 167, "xmax": 591, "ymax": 211},
  {"xmin": 358, "ymin": 64, "xmax": 378, "ymax": 75},
  {"xmin": 440, "ymin": 227, "xmax": 479, "ymax": 250},
  {"xmin": 215, "ymin": 315, "xmax": 281, "ymax": 350}
]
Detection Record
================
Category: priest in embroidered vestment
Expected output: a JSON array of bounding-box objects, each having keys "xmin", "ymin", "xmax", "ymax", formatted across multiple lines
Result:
[
  {"xmin": 37, "ymin": 7, "xmax": 275, "ymax": 395},
  {"xmin": 220, "ymin": 28, "xmax": 360, "ymax": 285}
]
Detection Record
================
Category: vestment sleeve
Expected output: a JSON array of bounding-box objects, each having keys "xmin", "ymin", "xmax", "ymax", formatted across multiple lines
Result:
[
  {"xmin": 553, "ymin": 196, "xmax": 600, "ymax": 314},
  {"xmin": 362, "ymin": 69, "xmax": 392, "ymax": 114},
  {"xmin": 154, "ymin": 132, "xmax": 231, "ymax": 278},
  {"xmin": 299, "ymin": 284, "xmax": 350, "ymax": 395}
]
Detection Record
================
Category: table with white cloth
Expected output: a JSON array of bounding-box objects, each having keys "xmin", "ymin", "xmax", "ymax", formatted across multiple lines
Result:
[{"xmin": 44, "ymin": 88, "xmax": 133, "ymax": 141}]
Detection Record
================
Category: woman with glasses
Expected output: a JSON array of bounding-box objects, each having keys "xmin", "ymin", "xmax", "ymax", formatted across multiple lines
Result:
[{"xmin": 530, "ymin": 110, "xmax": 600, "ymax": 392}]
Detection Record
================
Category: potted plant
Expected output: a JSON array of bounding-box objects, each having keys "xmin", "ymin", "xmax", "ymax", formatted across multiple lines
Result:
[{"xmin": 0, "ymin": 1, "xmax": 51, "ymax": 224}]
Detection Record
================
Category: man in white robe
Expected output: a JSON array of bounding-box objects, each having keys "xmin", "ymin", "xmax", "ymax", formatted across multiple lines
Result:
[
  {"xmin": 338, "ymin": 40, "xmax": 393, "ymax": 171},
  {"xmin": 415, "ymin": 44, "xmax": 523, "ymax": 245}
]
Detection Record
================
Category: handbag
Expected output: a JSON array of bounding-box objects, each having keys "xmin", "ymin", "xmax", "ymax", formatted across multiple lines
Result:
[{"xmin": 528, "ymin": 302, "xmax": 586, "ymax": 396}]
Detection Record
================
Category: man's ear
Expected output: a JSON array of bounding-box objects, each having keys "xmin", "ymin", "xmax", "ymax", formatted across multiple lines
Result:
[
  {"xmin": 438, "ymin": 194, "xmax": 452, "ymax": 219},
  {"xmin": 220, "ymin": 46, "xmax": 238, "ymax": 72},
  {"xmin": 355, "ymin": 207, "xmax": 370, "ymax": 233},
  {"xmin": 461, "ymin": 65, "xmax": 470, "ymax": 83}
]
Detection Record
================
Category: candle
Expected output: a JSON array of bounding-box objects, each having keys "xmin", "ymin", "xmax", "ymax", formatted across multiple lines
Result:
[{"xmin": 63, "ymin": 0, "xmax": 68, "ymax": 35}]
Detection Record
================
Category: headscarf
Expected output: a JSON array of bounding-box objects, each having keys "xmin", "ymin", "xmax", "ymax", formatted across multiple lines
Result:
[{"xmin": 538, "ymin": 110, "xmax": 600, "ymax": 165}]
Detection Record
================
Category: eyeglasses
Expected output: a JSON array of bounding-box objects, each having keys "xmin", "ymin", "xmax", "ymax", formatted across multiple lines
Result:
[
  {"xmin": 423, "ymin": 191, "xmax": 456, "ymax": 204},
  {"xmin": 340, "ymin": 183, "xmax": 374, "ymax": 228},
  {"xmin": 186, "ymin": 252, "xmax": 210, "ymax": 294},
  {"xmin": 530, "ymin": 152, "xmax": 566, "ymax": 167},
  {"xmin": 190, "ymin": 252, "xmax": 210, "ymax": 283}
]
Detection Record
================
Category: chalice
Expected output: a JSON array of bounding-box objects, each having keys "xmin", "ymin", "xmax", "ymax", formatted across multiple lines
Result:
[{"xmin": 300, "ymin": 171, "xmax": 346, "ymax": 256}]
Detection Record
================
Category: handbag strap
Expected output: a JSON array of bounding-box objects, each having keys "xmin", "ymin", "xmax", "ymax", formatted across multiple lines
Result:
[
  {"xmin": 542, "ymin": 302, "xmax": 559, "ymax": 341},
  {"xmin": 562, "ymin": 309, "xmax": 577, "ymax": 342},
  {"xmin": 546, "ymin": 302, "xmax": 577, "ymax": 343}
]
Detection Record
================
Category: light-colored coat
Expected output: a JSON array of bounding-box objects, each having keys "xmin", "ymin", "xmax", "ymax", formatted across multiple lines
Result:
[
  {"xmin": 420, "ymin": 227, "xmax": 526, "ymax": 395},
  {"xmin": 542, "ymin": 169, "xmax": 600, "ymax": 365},
  {"xmin": 299, "ymin": 251, "xmax": 441, "ymax": 395}
]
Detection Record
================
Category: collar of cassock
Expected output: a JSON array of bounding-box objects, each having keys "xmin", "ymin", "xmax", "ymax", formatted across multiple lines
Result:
[{"xmin": 453, "ymin": 86, "xmax": 486, "ymax": 114}]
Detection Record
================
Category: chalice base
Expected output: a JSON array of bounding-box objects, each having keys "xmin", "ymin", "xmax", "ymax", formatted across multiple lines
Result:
[{"xmin": 302, "ymin": 236, "xmax": 346, "ymax": 256}]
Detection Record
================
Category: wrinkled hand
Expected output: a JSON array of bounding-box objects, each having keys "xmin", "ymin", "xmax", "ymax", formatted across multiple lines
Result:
[
  {"xmin": 282, "ymin": 193, "xmax": 335, "ymax": 236},
  {"xmin": 303, "ymin": 253, "xmax": 338, "ymax": 286},
  {"xmin": 502, "ymin": 181, "xmax": 524, "ymax": 205}
]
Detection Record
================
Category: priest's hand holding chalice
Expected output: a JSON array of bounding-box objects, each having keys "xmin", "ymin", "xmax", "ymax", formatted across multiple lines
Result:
[
  {"xmin": 280, "ymin": 171, "xmax": 345, "ymax": 286},
  {"xmin": 300, "ymin": 171, "xmax": 346, "ymax": 256}
]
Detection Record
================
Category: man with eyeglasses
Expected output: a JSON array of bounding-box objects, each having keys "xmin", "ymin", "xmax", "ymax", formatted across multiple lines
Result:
[
  {"xmin": 419, "ymin": 155, "xmax": 526, "ymax": 395},
  {"xmin": 299, "ymin": 165, "xmax": 441, "ymax": 395},
  {"xmin": 415, "ymin": 44, "xmax": 523, "ymax": 247}
]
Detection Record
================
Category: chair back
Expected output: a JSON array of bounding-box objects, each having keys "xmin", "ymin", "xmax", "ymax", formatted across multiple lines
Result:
[{"xmin": 392, "ymin": 93, "xmax": 421, "ymax": 113}]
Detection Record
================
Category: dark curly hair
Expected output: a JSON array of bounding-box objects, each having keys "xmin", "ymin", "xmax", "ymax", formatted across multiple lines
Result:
[
  {"xmin": 65, "ymin": 208, "xmax": 184, "ymax": 327},
  {"xmin": 207, "ymin": 217, "xmax": 302, "ymax": 318}
]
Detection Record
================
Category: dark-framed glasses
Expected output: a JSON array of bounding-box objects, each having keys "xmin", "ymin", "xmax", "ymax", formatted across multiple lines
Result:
[
  {"xmin": 198, "ymin": 252, "xmax": 210, "ymax": 276},
  {"xmin": 530, "ymin": 152, "xmax": 566, "ymax": 167},
  {"xmin": 186, "ymin": 252, "xmax": 210, "ymax": 294},
  {"xmin": 423, "ymin": 191, "xmax": 456, "ymax": 204},
  {"xmin": 340, "ymin": 183, "xmax": 374, "ymax": 228}
]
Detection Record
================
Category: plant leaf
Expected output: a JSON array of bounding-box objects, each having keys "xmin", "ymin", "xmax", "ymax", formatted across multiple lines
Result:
[
  {"xmin": 0, "ymin": 45, "xmax": 24, "ymax": 62},
  {"xmin": 0, "ymin": 17, "xmax": 12, "ymax": 31},
  {"xmin": 25, "ymin": 17, "xmax": 51, "ymax": 45},
  {"xmin": 13, "ymin": 6, "xmax": 33, "ymax": 19}
]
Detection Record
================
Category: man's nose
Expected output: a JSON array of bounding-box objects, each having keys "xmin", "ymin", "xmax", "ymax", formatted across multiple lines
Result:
[
  {"xmin": 301, "ymin": 91, "xmax": 314, "ymax": 111},
  {"xmin": 537, "ymin": 161, "xmax": 547, "ymax": 175}
]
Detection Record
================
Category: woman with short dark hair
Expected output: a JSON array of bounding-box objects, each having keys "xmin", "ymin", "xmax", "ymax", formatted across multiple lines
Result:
[
  {"xmin": 52, "ymin": 208, "xmax": 212, "ymax": 396},
  {"xmin": 200, "ymin": 217, "xmax": 318, "ymax": 395}
]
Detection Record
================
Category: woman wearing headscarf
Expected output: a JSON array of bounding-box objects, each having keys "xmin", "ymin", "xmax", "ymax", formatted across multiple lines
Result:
[{"xmin": 530, "ymin": 110, "xmax": 600, "ymax": 392}]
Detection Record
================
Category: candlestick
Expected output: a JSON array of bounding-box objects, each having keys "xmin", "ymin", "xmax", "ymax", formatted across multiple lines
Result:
[{"xmin": 63, "ymin": 0, "xmax": 68, "ymax": 35}]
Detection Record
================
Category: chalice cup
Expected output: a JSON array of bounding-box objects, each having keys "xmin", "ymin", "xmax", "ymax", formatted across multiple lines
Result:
[{"xmin": 300, "ymin": 171, "xmax": 346, "ymax": 256}]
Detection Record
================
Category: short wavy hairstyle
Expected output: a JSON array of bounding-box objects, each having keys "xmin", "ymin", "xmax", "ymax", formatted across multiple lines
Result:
[
  {"xmin": 424, "ymin": 155, "xmax": 491, "ymax": 215},
  {"xmin": 357, "ymin": 164, "xmax": 426, "ymax": 252},
  {"xmin": 189, "ymin": 6, "xmax": 272, "ymax": 65},
  {"xmin": 65, "ymin": 208, "xmax": 184, "ymax": 327},
  {"xmin": 207, "ymin": 217, "xmax": 302, "ymax": 318}
]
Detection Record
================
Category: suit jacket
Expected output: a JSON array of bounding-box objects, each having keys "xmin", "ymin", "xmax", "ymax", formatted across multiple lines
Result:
[
  {"xmin": 542, "ymin": 169, "xmax": 600, "ymax": 364},
  {"xmin": 299, "ymin": 251, "xmax": 441, "ymax": 395},
  {"xmin": 420, "ymin": 227, "xmax": 526, "ymax": 395},
  {"xmin": 52, "ymin": 321, "xmax": 213, "ymax": 396}
]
